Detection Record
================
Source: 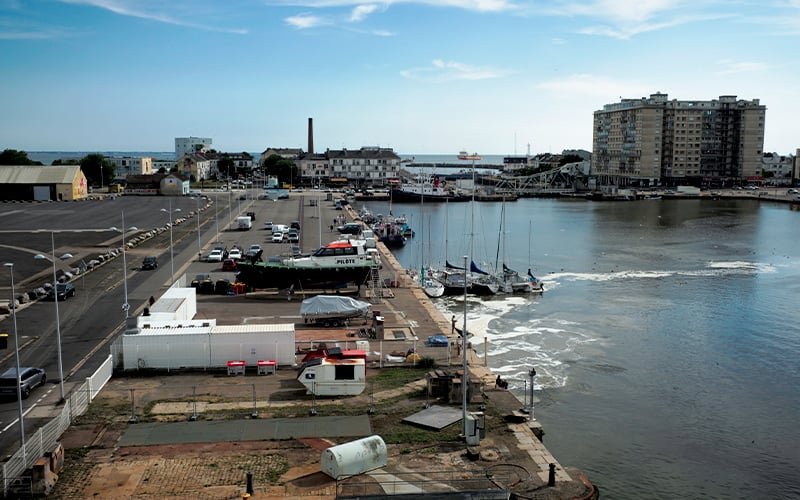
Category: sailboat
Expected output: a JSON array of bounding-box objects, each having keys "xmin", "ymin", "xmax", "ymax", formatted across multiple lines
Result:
[{"xmin": 495, "ymin": 199, "xmax": 534, "ymax": 293}]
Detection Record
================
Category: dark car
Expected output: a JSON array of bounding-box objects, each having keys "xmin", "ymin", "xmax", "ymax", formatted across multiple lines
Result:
[
  {"xmin": 47, "ymin": 282, "xmax": 75, "ymax": 301},
  {"xmin": 141, "ymin": 256, "xmax": 158, "ymax": 270},
  {"xmin": 222, "ymin": 258, "xmax": 237, "ymax": 270},
  {"xmin": 337, "ymin": 223, "xmax": 362, "ymax": 235},
  {"xmin": 290, "ymin": 220, "xmax": 301, "ymax": 230},
  {"xmin": 246, "ymin": 211, "xmax": 256, "ymax": 221},
  {"xmin": 0, "ymin": 367, "xmax": 46, "ymax": 399}
]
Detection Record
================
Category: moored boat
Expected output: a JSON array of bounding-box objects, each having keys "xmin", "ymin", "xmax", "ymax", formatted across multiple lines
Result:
[
  {"xmin": 235, "ymin": 240, "xmax": 378, "ymax": 291},
  {"xmin": 391, "ymin": 175, "xmax": 468, "ymax": 203}
]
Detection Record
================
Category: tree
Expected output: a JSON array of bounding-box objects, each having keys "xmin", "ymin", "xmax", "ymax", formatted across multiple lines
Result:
[
  {"xmin": 559, "ymin": 154, "xmax": 584, "ymax": 166},
  {"xmin": 52, "ymin": 158, "xmax": 80, "ymax": 165},
  {"xmin": 80, "ymin": 154, "xmax": 115, "ymax": 186},
  {"xmin": 0, "ymin": 149, "xmax": 43, "ymax": 165},
  {"xmin": 262, "ymin": 154, "xmax": 298, "ymax": 186},
  {"xmin": 218, "ymin": 158, "xmax": 234, "ymax": 180}
]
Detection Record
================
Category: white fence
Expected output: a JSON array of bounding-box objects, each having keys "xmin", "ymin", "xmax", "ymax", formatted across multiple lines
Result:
[{"xmin": 1, "ymin": 354, "xmax": 114, "ymax": 496}]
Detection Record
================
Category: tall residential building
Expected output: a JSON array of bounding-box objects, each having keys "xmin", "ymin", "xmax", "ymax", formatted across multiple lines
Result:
[
  {"xmin": 592, "ymin": 93, "xmax": 766, "ymax": 187},
  {"xmin": 175, "ymin": 137, "xmax": 212, "ymax": 159}
]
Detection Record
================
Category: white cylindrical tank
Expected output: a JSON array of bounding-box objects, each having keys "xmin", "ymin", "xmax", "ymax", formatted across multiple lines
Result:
[{"xmin": 320, "ymin": 435, "xmax": 387, "ymax": 479}]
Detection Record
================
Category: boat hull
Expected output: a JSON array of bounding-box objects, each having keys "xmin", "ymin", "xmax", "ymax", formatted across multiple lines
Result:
[
  {"xmin": 236, "ymin": 261, "xmax": 374, "ymax": 290},
  {"xmin": 390, "ymin": 188, "xmax": 469, "ymax": 203}
]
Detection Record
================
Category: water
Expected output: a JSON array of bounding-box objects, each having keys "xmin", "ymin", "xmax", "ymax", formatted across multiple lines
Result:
[{"xmin": 360, "ymin": 197, "xmax": 800, "ymax": 499}]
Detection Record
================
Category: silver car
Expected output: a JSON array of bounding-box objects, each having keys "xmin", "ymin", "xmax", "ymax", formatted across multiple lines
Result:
[{"xmin": 0, "ymin": 367, "xmax": 47, "ymax": 399}]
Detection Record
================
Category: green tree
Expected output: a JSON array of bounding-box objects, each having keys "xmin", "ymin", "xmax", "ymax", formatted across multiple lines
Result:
[
  {"xmin": 52, "ymin": 158, "xmax": 80, "ymax": 165},
  {"xmin": 0, "ymin": 149, "xmax": 43, "ymax": 165},
  {"xmin": 559, "ymin": 154, "xmax": 584, "ymax": 166},
  {"xmin": 218, "ymin": 158, "xmax": 234, "ymax": 179},
  {"xmin": 262, "ymin": 154, "xmax": 298, "ymax": 186},
  {"xmin": 80, "ymin": 154, "xmax": 115, "ymax": 186}
]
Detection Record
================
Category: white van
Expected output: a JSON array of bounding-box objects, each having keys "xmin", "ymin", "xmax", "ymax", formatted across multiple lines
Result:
[
  {"xmin": 236, "ymin": 216, "xmax": 252, "ymax": 231},
  {"xmin": 272, "ymin": 224, "xmax": 288, "ymax": 235},
  {"xmin": 361, "ymin": 229, "xmax": 377, "ymax": 249}
]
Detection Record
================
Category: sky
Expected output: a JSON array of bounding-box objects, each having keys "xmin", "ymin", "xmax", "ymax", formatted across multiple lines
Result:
[{"xmin": 1, "ymin": 0, "xmax": 798, "ymax": 155}]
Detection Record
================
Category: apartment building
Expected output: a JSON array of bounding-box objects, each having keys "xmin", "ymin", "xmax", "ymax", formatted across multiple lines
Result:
[
  {"xmin": 175, "ymin": 137, "xmax": 212, "ymax": 159},
  {"xmin": 296, "ymin": 147, "xmax": 401, "ymax": 186},
  {"xmin": 107, "ymin": 156, "xmax": 153, "ymax": 179},
  {"xmin": 592, "ymin": 93, "xmax": 766, "ymax": 187}
]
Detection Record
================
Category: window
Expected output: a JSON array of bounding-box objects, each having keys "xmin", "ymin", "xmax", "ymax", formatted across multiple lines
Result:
[{"xmin": 335, "ymin": 364, "xmax": 355, "ymax": 380}]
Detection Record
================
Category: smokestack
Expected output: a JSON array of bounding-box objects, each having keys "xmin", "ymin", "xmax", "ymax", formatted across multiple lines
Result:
[{"xmin": 307, "ymin": 117, "xmax": 314, "ymax": 155}]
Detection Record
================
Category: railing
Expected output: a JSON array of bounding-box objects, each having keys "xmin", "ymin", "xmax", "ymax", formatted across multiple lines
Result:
[{"xmin": 2, "ymin": 354, "xmax": 114, "ymax": 496}]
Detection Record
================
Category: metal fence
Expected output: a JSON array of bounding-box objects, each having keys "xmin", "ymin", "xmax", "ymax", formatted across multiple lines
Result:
[{"xmin": 1, "ymin": 354, "xmax": 114, "ymax": 497}]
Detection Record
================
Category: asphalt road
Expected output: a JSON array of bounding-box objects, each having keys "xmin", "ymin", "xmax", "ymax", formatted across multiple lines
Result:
[{"xmin": 0, "ymin": 188, "xmax": 349, "ymax": 457}]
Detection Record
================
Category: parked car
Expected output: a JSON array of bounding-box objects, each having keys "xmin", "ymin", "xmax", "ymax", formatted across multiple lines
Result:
[
  {"xmin": 271, "ymin": 232, "xmax": 284, "ymax": 243},
  {"xmin": 246, "ymin": 211, "xmax": 256, "ymax": 221},
  {"xmin": 290, "ymin": 245, "xmax": 302, "ymax": 256},
  {"xmin": 141, "ymin": 256, "xmax": 158, "ymax": 270},
  {"xmin": 0, "ymin": 367, "xmax": 46, "ymax": 399},
  {"xmin": 245, "ymin": 250, "xmax": 262, "ymax": 262},
  {"xmin": 228, "ymin": 248, "xmax": 243, "ymax": 261},
  {"xmin": 287, "ymin": 229, "xmax": 299, "ymax": 243},
  {"xmin": 248, "ymin": 244, "xmax": 262, "ymax": 254},
  {"xmin": 222, "ymin": 258, "xmax": 237, "ymax": 270},
  {"xmin": 290, "ymin": 221, "xmax": 301, "ymax": 230},
  {"xmin": 47, "ymin": 283, "xmax": 75, "ymax": 301},
  {"xmin": 206, "ymin": 249, "xmax": 224, "ymax": 263},
  {"xmin": 263, "ymin": 221, "xmax": 273, "ymax": 231},
  {"xmin": 788, "ymin": 189, "xmax": 799, "ymax": 195},
  {"xmin": 337, "ymin": 223, "xmax": 362, "ymax": 235}
]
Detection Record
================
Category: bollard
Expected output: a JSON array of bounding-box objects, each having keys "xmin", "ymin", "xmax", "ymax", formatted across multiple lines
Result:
[
  {"xmin": 246, "ymin": 471, "xmax": 254, "ymax": 494},
  {"xmin": 548, "ymin": 463, "xmax": 556, "ymax": 487}
]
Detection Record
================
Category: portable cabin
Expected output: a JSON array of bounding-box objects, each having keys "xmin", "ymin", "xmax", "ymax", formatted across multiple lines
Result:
[{"xmin": 298, "ymin": 357, "xmax": 366, "ymax": 396}]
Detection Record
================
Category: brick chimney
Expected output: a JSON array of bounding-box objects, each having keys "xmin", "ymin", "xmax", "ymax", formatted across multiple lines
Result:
[{"xmin": 308, "ymin": 117, "xmax": 314, "ymax": 155}]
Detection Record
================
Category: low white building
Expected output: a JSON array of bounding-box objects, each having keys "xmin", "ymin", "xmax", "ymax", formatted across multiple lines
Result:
[{"xmin": 118, "ymin": 286, "xmax": 296, "ymax": 371}]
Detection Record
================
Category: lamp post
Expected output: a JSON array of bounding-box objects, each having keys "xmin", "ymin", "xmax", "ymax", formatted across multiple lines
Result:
[
  {"xmin": 110, "ymin": 212, "xmax": 138, "ymax": 319},
  {"xmin": 214, "ymin": 191, "xmax": 220, "ymax": 243},
  {"xmin": 462, "ymin": 254, "xmax": 468, "ymax": 439},
  {"xmin": 4, "ymin": 263, "xmax": 26, "ymax": 450},
  {"xmin": 33, "ymin": 233, "xmax": 73, "ymax": 401},
  {"xmin": 195, "ymin": 195, "xmax": 201, "ymax": 261},
  {"xmin": 160, "ymin": 200, "xmax": 181, "ymax": 285}
]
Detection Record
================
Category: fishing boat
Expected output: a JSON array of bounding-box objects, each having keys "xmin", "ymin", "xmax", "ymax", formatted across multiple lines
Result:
[{"xmin": 235, "ymin": 240, "xmax": 378, "ymax": 291}]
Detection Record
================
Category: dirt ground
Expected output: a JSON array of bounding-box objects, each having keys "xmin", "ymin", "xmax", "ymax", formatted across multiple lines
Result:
[{"xmin": 46, "ymin": 367, "xmax": 595, "ymax": 500}]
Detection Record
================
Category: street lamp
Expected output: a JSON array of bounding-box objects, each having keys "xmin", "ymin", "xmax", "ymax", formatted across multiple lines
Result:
[
  {"xmin": 160, "ymin": 200, "xmax": 181, "ymax": 285},
  {"xmin": 33, "ymin": 233, "xmax": 73, "ymax": 401},
  {"xmin": 462, "ymin": 254, "xmax": 468, "ymax": 439},
  {"xmin": 110, "ymin": 211, "xmax": 138, "ymax": 319},
  {"xmin": 195, "ymin": 195, "xmax": 201, "ymax": 261},
  {"xmin": 4, "ymin": 263, "xmax": 26, "ymax": 450}
]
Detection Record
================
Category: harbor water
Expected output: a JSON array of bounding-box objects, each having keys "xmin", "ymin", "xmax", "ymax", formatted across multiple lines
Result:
[{"xmin": 361, "ymin": 197, "xmax": 800, "ymax": 499}]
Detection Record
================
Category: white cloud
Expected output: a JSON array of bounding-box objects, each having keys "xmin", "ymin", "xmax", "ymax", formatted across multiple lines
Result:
[
  {"xmin": 537, "ymin": 74, "xmax": 650, "ymax": 99},
  {"xmin": 715, "ymin": 59, "xmax": 768, "ymax": 75},
  {"xmin": 348, "ymin": 4, "xmax": 379, "ymax": 22},
  {"xmin": 401, "ymin": 59, "xmax": 510, "ymax": 82},
  {"xmin": 285, "ymin": 13, "xmax": 330, "ymax": 28},
  {"xmin": 58, "ymin": 0, "xmax": 248, "ymax": 34},
  {"xmin": 269, "ymin": 0, "xmax": 517, "ymax": 13}
]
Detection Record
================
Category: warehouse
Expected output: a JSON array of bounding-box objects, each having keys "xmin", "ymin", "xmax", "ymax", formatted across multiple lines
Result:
[{"xmin": 0, "ymin": 165, "xmax": 88, "ymax": 201}]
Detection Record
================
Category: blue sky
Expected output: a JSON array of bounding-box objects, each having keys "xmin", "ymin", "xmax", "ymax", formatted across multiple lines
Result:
[{"xmin": 1, "ymin": 0, "xmax": 798, "ymax": 155}]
